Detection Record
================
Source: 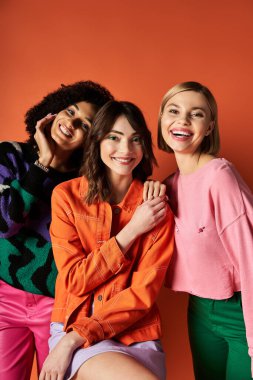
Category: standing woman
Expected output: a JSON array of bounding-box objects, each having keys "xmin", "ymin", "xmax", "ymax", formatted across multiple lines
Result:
[
  {"xmin": 148, "ymin": 81, "xmax": 253, "ymax": 380},
  {"xmin": 39, "ymin": 100, "xmax": 174, "ymax": 380},
  {"xmin": 0, "ymin": 80, "xmax": 113, "ymax": 380}
]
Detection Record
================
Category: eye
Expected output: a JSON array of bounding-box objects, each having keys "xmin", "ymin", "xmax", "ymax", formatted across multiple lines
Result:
[
  {"xmin": 191, "ymin": 112, "xmax": 204, "ymax": 118},
  {"xmin": 81, "ymin": 123, "xmax": 90, "ymax": 132},
  {"xmin": 132, "ymin": 135, "xmax": 142, "ymax": 144},
  {"xmin": 66, "ymin": 108, "xmax": 75, "ymax": 116},
  {"xmin": 168, "ymin": 108, "xmax": 179, "ymax": 115},
  {"xmin": 107, "ymin": 134, "xmax": 119, "ymax": 141}
]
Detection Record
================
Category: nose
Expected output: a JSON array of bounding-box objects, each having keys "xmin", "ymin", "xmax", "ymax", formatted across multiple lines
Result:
[
  {"xmin": 71, "ymin": 118, "xmax": 83, "ymax": 129},
  {"xmin": 119, "ymin": 139, "xmax": 132, "ymax": 153},
  {"xmin": 178, "ymin": 113, "xmax": 190, "ymax": 125}
]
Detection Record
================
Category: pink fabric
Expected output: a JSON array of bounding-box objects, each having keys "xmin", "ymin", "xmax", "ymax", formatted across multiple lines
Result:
[
  {"xmin": 0, "ymin": 280, "xmax": 54, "ymax": 380},
  {"xmin": 164, "ymin": 158, "xmax": 253, "ymax": 373},
  {"xmin": 49, "ymin": 323, "xmax": 166, "ymax": 380}
]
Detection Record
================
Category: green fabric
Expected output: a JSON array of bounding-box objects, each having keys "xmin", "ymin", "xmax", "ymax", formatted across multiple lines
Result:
[{"xmin": 188, "ymin": 293, "xmax": 251, "ymax": 380}]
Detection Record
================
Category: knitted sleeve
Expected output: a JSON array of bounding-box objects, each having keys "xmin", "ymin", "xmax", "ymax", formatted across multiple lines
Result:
[{"xmin": 0, "ymin": 141, "xmax": 49, "ymax": 238}]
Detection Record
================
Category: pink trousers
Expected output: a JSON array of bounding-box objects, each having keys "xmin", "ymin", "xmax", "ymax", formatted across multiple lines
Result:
[{"xmin": 0, "ymin": 280, "xmax": 54, "ymax": 380}]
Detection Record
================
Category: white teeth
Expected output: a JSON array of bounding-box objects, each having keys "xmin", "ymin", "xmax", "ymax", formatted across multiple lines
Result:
[
  {"xmin": 113, "ymin": 158, "xmax": 132, "ymax": 163},
  {"xmin": 59, "ymin": 124, "xmax": 72, "ymax": 137},
  {"xmin": 172, "ymin": 131, "xmax": 191, "ymax": 137}
]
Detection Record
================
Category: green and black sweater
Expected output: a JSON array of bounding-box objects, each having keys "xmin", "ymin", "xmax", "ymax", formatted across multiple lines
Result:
[{"xmin": 0, "ymin": 141, "xmax": 77, "ymax": 297}]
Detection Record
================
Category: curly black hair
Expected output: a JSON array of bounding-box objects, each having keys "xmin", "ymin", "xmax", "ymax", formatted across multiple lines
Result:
[{"xmin": 25, "ymin": 80, "xmax": 114, "ymax": 146}]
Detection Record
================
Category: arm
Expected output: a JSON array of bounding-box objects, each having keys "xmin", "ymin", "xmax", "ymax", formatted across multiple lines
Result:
[
  {"xmin": 51, "ymin": 187, "xmax": 168, "ymax": 296},
  {"xmin": 66, "ymin": 209, "xmax": 174, "ymax": 347},
  {"xmin": 0, "ymin": 141, "xmax": 50, "ymax": 238},
  {"xmin": 219, "ymin": 215, "xmax": 253, "ymax": 377},
  {"xmin": 212, "ymin": 164, "xmax": 253, "ymax": 376}
]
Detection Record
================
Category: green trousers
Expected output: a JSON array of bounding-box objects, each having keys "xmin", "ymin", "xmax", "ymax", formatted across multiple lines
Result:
[{"xmin": 188, "ymin": 292, "xmax": 251, "ymax": 380}]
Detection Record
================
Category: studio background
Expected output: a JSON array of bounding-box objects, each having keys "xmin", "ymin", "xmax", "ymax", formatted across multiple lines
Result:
[{"xmin": 1, "ymin": 0, "xmax": 253, "ymax": 379}]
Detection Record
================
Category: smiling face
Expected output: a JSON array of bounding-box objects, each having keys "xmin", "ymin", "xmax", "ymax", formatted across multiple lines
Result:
[
  {"xmin": 50, "ymin": 101, "xmax": 96, "ymax": 152},
  {"xmin": 161, "ymin": 91, "xmax": 214, "ymax": 157},
  {"xmin": 100, "ymin": 115, "xmax": 143, "ymax": 182}
]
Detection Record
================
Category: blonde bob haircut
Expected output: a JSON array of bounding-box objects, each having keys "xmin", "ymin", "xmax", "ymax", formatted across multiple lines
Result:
[{"xmin": 158, "ymin": 81, "xmax": 220, "ymax": 155}]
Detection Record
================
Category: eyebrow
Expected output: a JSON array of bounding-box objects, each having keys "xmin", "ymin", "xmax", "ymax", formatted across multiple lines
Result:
[
  {"xmin": 167, "ymin": 103, "xmax": 207, "ymax": 112},
  {"xmin": 109, "ymin": 129, "xmax": 139, "ymax": 136},
  {"xmin": 72, "ymin": 103, "xmax": 92, "ymax": 123}
]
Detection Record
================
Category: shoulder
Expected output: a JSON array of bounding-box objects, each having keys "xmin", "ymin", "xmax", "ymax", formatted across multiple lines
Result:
[
  {"xmin": 0, "ymin": 141, "xmax": 23, "ymax": 155},
  {"xmin": 0, "ymin": 141, "xmax": 35, "ymax": 158},
  {"xmin": 0, "ymin": 141, "xmax": 35, "ymax": 170},
  {"xmin": 210, "ymin": 159, "xmax": 253, "ymax": 216},
  {"xmin": 53, "ymin": 176, "xmax": 85, "ymax": 197},
  {"xmin": 210, "ymin": 158, "xmax": 247, "ymax": 190},
  {"xmin": 52, "ymin": 177, "xmax": 86, "ymax": 215}
]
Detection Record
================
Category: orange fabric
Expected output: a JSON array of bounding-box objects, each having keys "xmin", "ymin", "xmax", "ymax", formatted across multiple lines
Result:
[{"xmin": 50, "ymin": 177, "xmax": 174, "ymax": 347}]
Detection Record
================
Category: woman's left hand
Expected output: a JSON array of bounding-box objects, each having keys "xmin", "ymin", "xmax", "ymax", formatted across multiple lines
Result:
[
  {"xmin": 143, "ymin": 180, "xmax": 166, "ymax": 201},
  {"xmin": 39, "ymin": 331, "xmax": 85, "ymax": 380}
]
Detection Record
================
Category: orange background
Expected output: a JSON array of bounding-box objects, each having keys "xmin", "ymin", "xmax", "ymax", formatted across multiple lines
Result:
[{"xmin": 1, "ymin": 1, "xmax": 253, "ymax": 379}]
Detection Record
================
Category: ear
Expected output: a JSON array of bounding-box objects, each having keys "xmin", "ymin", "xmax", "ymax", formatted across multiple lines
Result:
[{"xmin": 205, "ymin": 120, "xmax": 215, "ymax": 136}]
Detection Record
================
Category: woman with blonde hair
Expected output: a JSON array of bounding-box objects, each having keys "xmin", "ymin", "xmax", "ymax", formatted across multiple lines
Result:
[{"xmin": 144, "ymin": 81, "xmax": 253, "ymax": 380}]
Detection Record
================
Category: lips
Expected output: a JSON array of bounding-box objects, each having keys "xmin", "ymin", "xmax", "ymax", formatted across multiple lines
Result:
[
  {"xmin": 112, "ymin": 157, "xmax": 134, "ymax": 164},
  {"xmin": 59, "ymin": 123, "xmax": 73, "ymax": 138},
  {"xmin": 170, "ymin": 128, "xmax": 193, "ymax": 139}
]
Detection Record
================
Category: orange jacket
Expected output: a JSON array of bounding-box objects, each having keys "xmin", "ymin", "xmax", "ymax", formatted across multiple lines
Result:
[{"xmin": 50, "ymin": 177, "xmax": 174, "ymax": 347}]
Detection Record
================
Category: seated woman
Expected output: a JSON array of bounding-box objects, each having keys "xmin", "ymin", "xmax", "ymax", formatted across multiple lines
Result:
[{"xmin": 39, "ymin": 100, "xmax": 174, "ymax": 380}]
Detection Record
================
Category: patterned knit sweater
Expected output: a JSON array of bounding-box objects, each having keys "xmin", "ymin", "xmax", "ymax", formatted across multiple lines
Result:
[{"xmin": 0, "ymin": 141, "xmax": 78, "ymax": 297}]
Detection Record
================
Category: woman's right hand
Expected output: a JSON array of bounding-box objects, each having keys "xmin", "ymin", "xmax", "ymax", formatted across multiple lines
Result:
[
  {"xmin": 116, "ymin": 196, "xmax": 168, "ymax": 254},
  {"xmin": 143, "ymin": 180, "xmax": 166, "ymax": 201},
  {"xmin": 39, "ymin": 331, "xmax": 85, "ymax": 380},
  {"xmin": 34, "ymin": 113, "xmax": 56, "ymax": 167},
  {"xmin": 129, "ymin": 195, "xmax": 168, "ymax": 236}
]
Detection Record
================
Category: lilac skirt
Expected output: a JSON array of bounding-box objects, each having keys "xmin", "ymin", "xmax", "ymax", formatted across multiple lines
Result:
[{"xmin": 49, "ymin": 323, "xmax": 166, "ymax": 380}]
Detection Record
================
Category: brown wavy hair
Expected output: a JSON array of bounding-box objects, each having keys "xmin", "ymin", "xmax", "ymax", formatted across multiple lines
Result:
[{"xmin": 80, "ymin": 100, "xmax": 157, "ymax": 204}]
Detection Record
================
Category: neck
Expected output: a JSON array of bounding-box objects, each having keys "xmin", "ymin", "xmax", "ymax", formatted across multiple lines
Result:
[
  {"xmin": 175, "ymin": 152, "xmax": 215, "ymax": 175},
  {"xmin": 107, "ymin": 173, "xmax": 133, "ymax": 204},
  {"xmin": 50, "ymin": 148, "xmax": 75, "ymax": 172}
]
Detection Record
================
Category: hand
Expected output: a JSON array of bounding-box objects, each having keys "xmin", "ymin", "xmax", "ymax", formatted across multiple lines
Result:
[
  {"xmin": 39, "ymin": 331, "xmax": 85, "ymax": 380},
  {"xmin": 115, "ymin": 196, "xmax": 168, "ymax": 254},
  {"xmin": 143, "ymin": 180, "xmax": 166, "ymax": 201},
  {"xmin": 128, "ymin": 195, "xmax": 168, "ymax": 237},
  {"xmin": 34, "ymin": 113, "xmax": 57, "ymax": 167}
]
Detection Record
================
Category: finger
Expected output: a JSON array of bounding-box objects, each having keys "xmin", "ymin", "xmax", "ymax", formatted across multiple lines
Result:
[
  {"xmin": 35, "ymin": 113, "xmax": 56, "ymax": 131},
  {"xmin": 147, "ymin": 181, "xmax": 155, "ymax": 200},
  {"xmin": 45, "ymin": 371, "xmax": 59, "ymax": 380},
  {"xmin": 153, "ymin": 204, "xmax": 168, "ymax": 221},
  {"xmin": 39, "ymin": 369, "xmax": 45, "ymax": 380},
  {"xmin": 153, "ymin": 181, "xmax": 162, "ymax": 198},
  {"xmin": 158, "ymin": 184, "xmax": 167, "ymax": 197},
  {"xmin": 143, "ymin": 181, "xmax": 150, "ymax": 202},
  {"xmin": 45, "ymin": 373, "xmax": 52, "ymax": 380},
  {"xmin": 147, "ymin": 194, "xmax": 167, "ymax": 206},
  {"xmin": 151, "ymin": 199, "xmax": 167, "ymax": 214}
]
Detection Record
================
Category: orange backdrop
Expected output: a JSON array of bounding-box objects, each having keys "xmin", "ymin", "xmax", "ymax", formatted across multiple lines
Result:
[{"xmin": 1, "ymin": 0, "xmax": 253, "ymax": 379}]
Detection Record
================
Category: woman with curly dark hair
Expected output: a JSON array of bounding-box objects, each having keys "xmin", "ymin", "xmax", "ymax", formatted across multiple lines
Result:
[
  {"xmin": 0, "ymin": 80, "xmax": 113, "ymax": 380},
  {"xmin": 39, "ymin": 101, "xmax": 174, "ymax": 380}
]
